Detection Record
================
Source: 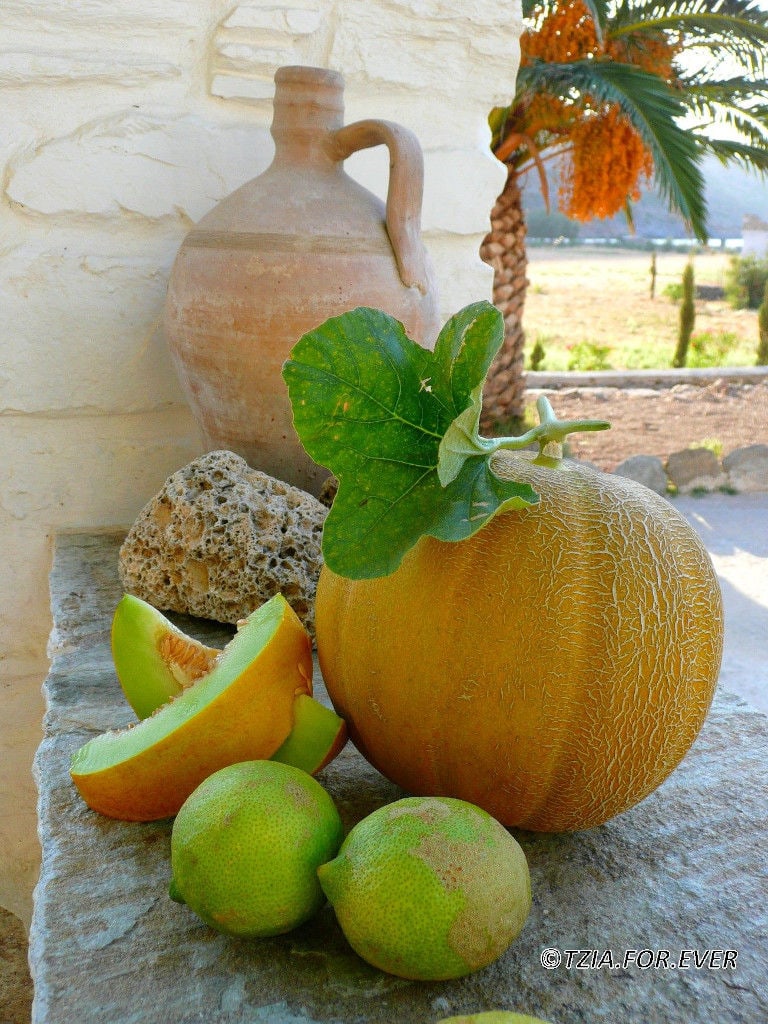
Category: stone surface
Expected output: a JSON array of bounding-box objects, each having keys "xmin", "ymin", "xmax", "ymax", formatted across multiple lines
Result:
[
  {"xmin": 5, "ymin": 113, "xmax": 270, "ymax": 221},
  {"xmin": 612, "ymin": 454, "xmax": 668, "ymax": 494},
  {"xmin": 0, "ymin": 49, "xmax": 180, "ymax": 87},
  {"xmin": 30, "ymin": 531, "xmax": 768, "ymax": 1024},
  {"xmin": 672, "ymin": 493, "xmax": 768, "ymax": 715},
  {"xmin": 665, "ymin": 447, "xmax": 727, "ymax": 493},
  {"xmin": 723, "ymin": 443, "xmax": 768, "ymax": 493},
  {"xmin": 118, "ymin": 451, "xmax": 327, "ymax": 635}
]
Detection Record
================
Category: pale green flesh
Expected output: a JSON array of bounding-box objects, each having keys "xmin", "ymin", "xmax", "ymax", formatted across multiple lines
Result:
[
  {"xmin": 111, "ymin": 594, "xmax": 188, "ymax": 719},
  {"xmin": 71, "ymin": 594, "xmax": 289, "ymax": 775},
  {"xmin": 270, "ymin": 694, "xmax": 344, "ymax": 772}
]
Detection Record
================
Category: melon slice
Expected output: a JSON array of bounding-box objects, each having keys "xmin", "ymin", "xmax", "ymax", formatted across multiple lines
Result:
[
  {"xmin": 111, "ymin": 594, "xmax": 222, "ymax": 719},
  {"xmin": 70, "ymin": 594, "xmax": 312, "ymax": 821},
  {"xmin": 271, "ymin": 693, "xmax": 347, "ymax": 774},
  {"xmin": 109, "ymin": 594, "xmax": 347, "ymax": 778}
]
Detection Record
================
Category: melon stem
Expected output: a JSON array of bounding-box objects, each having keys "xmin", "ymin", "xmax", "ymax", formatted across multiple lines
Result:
[{"xmin": 489, "ymin": 396, "xmax": 609, "ymax": 461}]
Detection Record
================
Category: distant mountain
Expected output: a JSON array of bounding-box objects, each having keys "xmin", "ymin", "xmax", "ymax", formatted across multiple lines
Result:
[{"xmin": 521, "ymin": 155, "xmax": 768, "ymax": 241}]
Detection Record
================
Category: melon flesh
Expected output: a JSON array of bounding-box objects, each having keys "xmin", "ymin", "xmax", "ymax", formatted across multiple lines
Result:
[
  {"xmin": 271, "ymin": 693, "xmax": 347, "ymax": 774},
  {"xmin": 111, "ymin": 593, "xmax": 221, "ymax": 719}
]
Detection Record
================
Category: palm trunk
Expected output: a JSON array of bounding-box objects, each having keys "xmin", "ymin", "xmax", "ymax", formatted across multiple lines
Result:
[{"xmin": 480, "ymin": 166, "xmax": 529, "ymax": 430}]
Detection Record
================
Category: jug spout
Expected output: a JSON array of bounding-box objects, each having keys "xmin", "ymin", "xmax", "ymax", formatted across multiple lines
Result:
[{"xmin": 270, "ymin": 66, "xmax": 345, "ymax": 170}]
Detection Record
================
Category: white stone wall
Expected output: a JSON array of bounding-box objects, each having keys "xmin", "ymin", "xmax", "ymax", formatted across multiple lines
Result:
[
  {"xmin": 1, "ymin": 3, "xmax": 521, "ymax": 680},
  {"xmin": 742, "ymin": 229, "xmax": 768, "ymax": 259},
  {"xmin": 741, "ymin": 214, "xmax": 768, "ymax": 258}
]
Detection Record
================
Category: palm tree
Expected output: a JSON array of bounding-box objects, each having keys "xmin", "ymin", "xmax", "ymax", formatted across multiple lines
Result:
[{"xmin": 480, "ymin": 0, "xmax": 768, "ymax": 428}]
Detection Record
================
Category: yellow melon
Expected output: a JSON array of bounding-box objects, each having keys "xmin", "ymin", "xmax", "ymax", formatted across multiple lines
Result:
[{"xmin": 316, "ymin": 451, "xmax": 723, "ymax": 832}]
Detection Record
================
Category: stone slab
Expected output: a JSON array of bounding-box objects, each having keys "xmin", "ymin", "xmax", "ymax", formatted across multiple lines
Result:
[
  {"xmin": 31, "ymin": 532, "xmax": 768, "ymax": 1024},
  {"xmin": 527, "ymin": 367, "xmax": 768, "ymax": 389}
]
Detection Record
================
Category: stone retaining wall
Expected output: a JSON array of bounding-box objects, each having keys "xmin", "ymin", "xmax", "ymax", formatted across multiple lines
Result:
[
  {"xmin": 611, "ymin": 445, "xmax": 768, "ymax": 496},
  {"xmin": 529, "ymin": 366, "xmax": 768, "ymax": 390}
]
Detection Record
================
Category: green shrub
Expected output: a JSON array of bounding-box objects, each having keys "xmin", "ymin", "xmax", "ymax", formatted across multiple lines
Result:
[
  {"xmin": 566, "ymin": 339, "xmax": 612, "ymax": 371},
  {"xmin": 692, "ymin": 438, "xmax": 724, "ymax": 458},
  {"xmin": 663, "ymin": 282, "xmax": 683, "ymax": 302},
  {"xmin": 529, "ymin": 337, "xmax": 546, "ymax": 370},
  {"xmin": 725, "ymin": 255, "xmax": 768, "ymax": 309},
  {"xmin": 686, "ymin": 331, "xmax": 739, "ymax": 368}
]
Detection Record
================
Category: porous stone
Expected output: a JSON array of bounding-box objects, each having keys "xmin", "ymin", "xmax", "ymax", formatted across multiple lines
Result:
[
  {"xmin": 118, "ymin": 451, "xmax": 326, "ymax": 634},
  {"xmin": 613, "ymin": 454, "xmax": 668, "ymax": 495},
  {"xmin": 665, "ymin": 447, "xmax": 726, "ymax": 493},
  {"xmin": 723, "ymin": 444, "xmax": 768, "ymax": 493}
]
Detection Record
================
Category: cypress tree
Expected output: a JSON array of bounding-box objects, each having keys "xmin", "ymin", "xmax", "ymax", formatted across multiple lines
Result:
[
  {"xmin": 672, "ymin": 261, "xmax": 695, "ymax": 368},
  {"xmin": 758, "ymin": 279, "xmax": 768, "ymax": 366}
]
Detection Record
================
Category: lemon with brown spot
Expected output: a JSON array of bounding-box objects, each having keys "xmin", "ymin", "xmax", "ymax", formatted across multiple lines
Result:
[
  {"xmin": 170, "ymin": 760, "xmax": 343, "ymax": 937},
  {"xmin": 317, "ymin": 796, "xmax": 531, "ymax": 980}
]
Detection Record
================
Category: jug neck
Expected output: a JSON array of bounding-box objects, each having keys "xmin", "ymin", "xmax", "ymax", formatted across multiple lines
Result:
[{"xmin": 270, "ymin": 66, "xmax": 345, "ymax": 172}]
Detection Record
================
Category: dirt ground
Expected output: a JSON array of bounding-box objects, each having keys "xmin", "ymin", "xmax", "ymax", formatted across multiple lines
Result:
[
  {"xmin": 528, "ymin": 377, "xmax": 768, "ymax": 471},
  {"xmin": 0, "ymin": 908, "xmax": 32, "ymax": 1023},
  {"xmin": 524, "ymin": 247, "xmax": 760, "ymax": 369},
  {"xmin": 3, "ymin": 376, "xmax": 765, "ymax": 1024}
]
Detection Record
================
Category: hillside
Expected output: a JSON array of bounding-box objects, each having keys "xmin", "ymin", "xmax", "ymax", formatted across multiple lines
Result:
[{"xmin": 521, "ymin": 155, "xmax": 768, "ymax": 241}]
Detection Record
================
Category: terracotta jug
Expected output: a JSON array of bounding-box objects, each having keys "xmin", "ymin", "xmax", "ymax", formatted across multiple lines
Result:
[{"xmin": 165, "ymin": 65, "xmax": 440, "ymax": 495}]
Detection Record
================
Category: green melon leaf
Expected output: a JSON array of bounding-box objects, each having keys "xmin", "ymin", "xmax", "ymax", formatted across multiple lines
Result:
[{"xmin": 282, "ymin": 301, "xmax": 539, "ymax": 579}]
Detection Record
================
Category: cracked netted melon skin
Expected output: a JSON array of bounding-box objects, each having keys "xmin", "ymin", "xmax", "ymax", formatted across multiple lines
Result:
[{"xmin": 316, "ymin": 451, "xmax": 724, "ymax": 832}]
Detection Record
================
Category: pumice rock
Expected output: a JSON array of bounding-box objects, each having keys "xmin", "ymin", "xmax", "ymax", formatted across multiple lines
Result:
[{"xmin": 118, "ymin": 451, "xmax": 327, "ymax": 635}]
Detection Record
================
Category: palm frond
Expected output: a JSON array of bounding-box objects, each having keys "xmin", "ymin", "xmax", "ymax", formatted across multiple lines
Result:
[
  {"xmin": 517, "ymin": 58, "xmax": 708, "ymax": 239},
  {"xmin": 611, "ymin": 0, "xmax": 768, "ymax": 73},
  {"xmin": 578, "ymin": 0, "xmax": 611, "ymax": 35},
  {"xmin": 681, "ymin": 86, "xmax": 768, "ymax": 151},
  {"xmin": 701, "ymin": 136, "xmax": 768, "ymax": 172}
]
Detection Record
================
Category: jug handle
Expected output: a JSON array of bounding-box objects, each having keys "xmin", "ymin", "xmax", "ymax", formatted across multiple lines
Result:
[{"xmin": 329, "ymin": 120, "xmax": 430, "ymax": 295}]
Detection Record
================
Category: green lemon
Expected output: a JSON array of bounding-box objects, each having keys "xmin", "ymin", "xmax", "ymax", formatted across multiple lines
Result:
[
  {"xmin": 170, "ymin": 760, "xmax": 343, "ymax": 937},
  {"xmin": 436, "ymin": 1014, "xmax": 553, "ymax": 1024},
  {"xmin": 317, "ymin": 796, "xmax": 531, "ymax": 980}
]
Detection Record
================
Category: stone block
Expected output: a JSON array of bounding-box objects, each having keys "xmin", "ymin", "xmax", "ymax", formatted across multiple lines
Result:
[
  {"xmin": 5, "ymin": 112, "xmax": 271, "ymax": 221},
  {"xmin": 328, "ymin": 5, "xmax": 519, "ymax": 103},
  {"xmin": 723, "ymin": 444, "xmax": 768, "ymax": 493},
  {"xmin": 0, "ymin": 244, "xmax": 188, "ymax": 414},
  {"xmin": 613, "ymin": 454, "xmax": 669, "ymax": 495},
  {"xmin": 118, "ymin": 451, "xmax": 327, "ymax": 635},
  {"xmin": 220, "ymin": 1, "xmax": 323, "ymax": 33},
  {"xmin": 0, "ymin": 49, "xmax": 180, "ymax": 88},
  {"xmin": 666, "ymin": 447, "xmax": 726, "ymax": 493}
]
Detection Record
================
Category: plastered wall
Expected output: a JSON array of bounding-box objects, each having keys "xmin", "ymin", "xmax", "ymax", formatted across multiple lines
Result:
[{"xmin": 1, "ymin": 3, "xmax": 521, "ymax": 683}]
